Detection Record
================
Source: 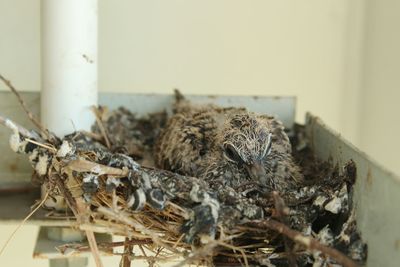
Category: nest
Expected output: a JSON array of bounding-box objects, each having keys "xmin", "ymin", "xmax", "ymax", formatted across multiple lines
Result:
[{"xmin": 0, "ymin": 76, "xmax": 366, "ymax": 267}]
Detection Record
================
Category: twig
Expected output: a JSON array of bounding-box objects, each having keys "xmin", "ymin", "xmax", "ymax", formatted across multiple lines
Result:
[
  {"xmin": 80, "ymin": 222, "xmax": 150, "ymax": 240},
  {"xmin": 81, "ymin": 130, "xmax": 104, "ymax": 142},
  {"xmin": 58, "ymin": 239, "xmax": 152, "ymax": 253},
  {"xmin": 120, "ymin": 237, "xmax": 133, "ymax": 267},
  {"xmin": 76, "ymin": 198, "xmax": 104, "ymax": 267},
  {"xmin": 52, "ymin": 172, "xmax": 104, "ymax": 267},
  {"xmin": 65, "ymin": 159, "xmax": 129, "ymax": 176},
  {"xmin": 0, "ymin": 192, "xmax": 49, "ymax": 255},
  {"xmin": 91, "ymin": 106, "xmax": 111, "ymax": 149},
  {"xmin": 25, "ymin": 138, "xmax": 57, "ymax": 153},
  {"xmin": 138, "ymin": 244, "xmax": 153, "ymax": 267},
  {"xmin": 114, "ymin": 254, "xmax": 179, "ymax": 262},
  {"xmin": 51, "ymin": 173, "xmax": 79, "ymax": 215},
  {"xmin": 272, "ymin": 192, "xmax": 297, "ymax": 267},
  {"xmin": 245, "ymin": 220, "xmax": 359, "ymax": 267},
  {"xmin": 0, "ymin": 74, "xmax": 50, "ymax": 140}
]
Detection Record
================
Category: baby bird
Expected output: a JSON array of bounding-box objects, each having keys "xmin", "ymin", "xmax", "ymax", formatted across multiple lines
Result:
[{"xmin": 155, "ymin": 92, "xmax": 302, "ymax": 192}]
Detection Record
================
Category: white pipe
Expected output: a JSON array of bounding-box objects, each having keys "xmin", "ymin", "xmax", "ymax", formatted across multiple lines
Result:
[
  {"xmin": 41, "ymin": 0, "xmax": 98, "ymax": 211},
  {"xmin": 41, "ymin": 0, "xmax": 98, "ymax": 137}
]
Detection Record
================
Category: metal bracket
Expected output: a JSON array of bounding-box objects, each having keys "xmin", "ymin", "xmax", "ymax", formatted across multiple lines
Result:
[{"xmin": 33, "ymin": 226, "xmax": 112, "ymax": 266}]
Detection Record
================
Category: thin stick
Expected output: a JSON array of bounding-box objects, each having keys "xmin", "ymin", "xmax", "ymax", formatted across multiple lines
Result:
[
  {"xmin": 0, "ymin": 192, "xmax": 49, "ymax": 255},
  {"xmin": 138, "ymin": 245, "xmax": 152, "ymax": 267},
  {"xmin": 81, "ymin": 130, "xmax": 104, "ymax": 142},
  {"xmin": 52, "ymin": 173, "xmax": 104, "ymax": 267},
  {"xmin": 86, "ymin": 229, "xmax": 104, "ymax": 267},
  {"xmin": 0, "ymin": 74, "xmax": 50, "ymax": 140},
  {"xmin": 65, "ymin": 159, "xmax": 129, "ymax": 176},
  {"xmin": 25, "ymin": 138, "xmax": 57, "ymax": 153},
  {"xmin": 91, "ymin": 106, "xmax": 111, "ymax": 149},
  {"xmin": 52, "ymin": 173, "xmax": 79, "ymax": 216},
  {"xmin": 76, "ymin": 198, "xmax": 104, "ymax": 267},
  {"xmin": 246, "ymin": 220, "xmax": 359, "ymax": 267},
  {"xmin": 120, "ymin": 237, "xmax": 133, "ymax": 267},
  {"xmin": 113, "ymin": 254, "xmax": 178, "ymax": 262},
  {"xmin": 58, "ymin": 239, "xmax": 152, "ymax": 253},
  {"xmin": 272, "ymin": 192, "xmax": 297, "ymax": 267},
  {"xmin": 172, "ymin": 234, "xmax": 185, "ymax": 249}
]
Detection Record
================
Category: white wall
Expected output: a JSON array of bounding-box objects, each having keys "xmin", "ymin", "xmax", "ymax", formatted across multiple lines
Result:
[
  {"xmin": 0, "ymin": 0, "xmax": 40, "ymax": 91},
  {"xmin": 0, "ymin": 0, "xmax": 354, "ymax": 135},
  {"xmin": 359, "ymin": 0, "xmax": 400, "ymax": 175}
]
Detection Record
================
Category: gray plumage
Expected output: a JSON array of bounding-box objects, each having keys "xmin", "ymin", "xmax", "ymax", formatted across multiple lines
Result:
[{"xmin": 155, "ymin": 94, "xmax": 302, "ymax": 192}]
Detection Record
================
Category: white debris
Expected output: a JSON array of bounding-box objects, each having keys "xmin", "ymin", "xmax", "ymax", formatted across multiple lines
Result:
[
  {"xmin": 83, "ymin": 174, "xmax": 99, "ymax": 185},
  {"xmin": 325, "ymin": 184, "xmax": 348, "ymax": 214},
  {"xmin": 338, "ymin": 184, "xmax": 349, "ymax": 201},
  {"xmin": 202, "ymin": 193, "xmax": 219, "ymax": 221},
  {"xmin": 106, "ymin": 177, "xmax": 122, "ymax": 187},
  {"xmin": 28, "ymin": 150, "xmax": 38, "ymax": 162},
  {"xmin": 190, "ymin": 184, "xmax": 202, "ymax": 202},
  {"xmin": 317, "ymin": 225, "xmax": 334, "ymax": 246},
  {"xmin": 338, "ymin": 210, "xmax": 355, "ymax": 244},
  {"xmin": 324, "ymin": 196, "xmax": 342, "ymax": 214},
  {"xmin": 9, "ymin": 132, "xmax": 22, "ymax": 152},
  {"xmin": 294, "ymin": 234, "xmax": 311, "ymax": 247},
  {"xmin": 258, "ymin": 254, "xmax": 278, "ymax": 267},
  {"xmin": 90, "ymin": 164, "xmax": 104, "ymax": 175},
  {"xmin": 35, "ymin": 154, "xmax": 49, "ymax": 176},
  {"xmin": 7, "ymin": 119, "xmax": 29, "ymax": 153},
  {"xmin": 312, "ymin": 252, "xmax": 324, "ymax": 267},
  {"xmin": 303, "ymin": 225, "xmax": 313, "ymax": 236},
  {"xmin": 296, "ymin": 186, "xmax": 317, "ymax": 199},
  {"xmin": 57, "ymin": 140, "xmax": 74, "ymax": 157},
  {"xmin": 339, "ymin": 230, "xmax": 350, "ymax": 244},
  {"xmin": 313, "ymin": 195, "xmax": 327, "ymax": 208}
]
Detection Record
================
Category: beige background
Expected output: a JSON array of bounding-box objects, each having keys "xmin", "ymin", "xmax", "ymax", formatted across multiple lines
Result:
[{"xmin": 0, "ymin": 0, "xmax": 399, "ymax": 266}]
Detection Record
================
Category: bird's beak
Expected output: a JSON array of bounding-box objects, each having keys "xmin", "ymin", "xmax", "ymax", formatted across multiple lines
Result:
[{"xmin": 246, "ymin": 162, "xmax": 267, "ymax": 184}]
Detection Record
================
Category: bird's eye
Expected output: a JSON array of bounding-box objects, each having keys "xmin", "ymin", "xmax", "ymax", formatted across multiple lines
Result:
[{"xmin": 223, "ymin": 144, "xmax": 242, "ymax": 163}]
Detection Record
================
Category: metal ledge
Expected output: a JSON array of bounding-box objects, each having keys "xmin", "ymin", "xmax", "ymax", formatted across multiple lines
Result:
[
  {"xmin": 33, "ymin": 227, "xmax": 112, "ymax": 259},
  {"xmin": 305, "ymin": 113, "xmax": 400, "ymax": 267},
  {"xmin": 0, "ymin": 189, "xmax": 73, "ymax": 226}
]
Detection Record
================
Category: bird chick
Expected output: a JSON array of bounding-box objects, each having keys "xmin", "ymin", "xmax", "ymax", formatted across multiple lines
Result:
[{"xmin": 155, "ymin": 93, "xmax": 302, "ymax": 193}]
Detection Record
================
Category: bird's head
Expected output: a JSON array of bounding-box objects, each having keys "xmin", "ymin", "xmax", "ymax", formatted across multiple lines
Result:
[{"xmin": 221, "ymin": 113, "xmax": 272, "ymax": 184}]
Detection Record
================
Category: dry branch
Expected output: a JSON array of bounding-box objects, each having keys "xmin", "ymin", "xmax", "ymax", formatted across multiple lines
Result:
[
  {"xmin": 0, "ymin": 74, "xmax": 51, "ymax": 140},
  {"xmin": 91, "ymin": 106, "xmax": 111, "ymax": 149},
  {"xmin": 57, "ymin": 239, "xmax": 152, "ymax": 254},
  {"xmin": 65, "ymin": 159, "xmax": 130, "ymax": 176},
  {"xmin": 272, "ymin": 192, "xmax": 297, "ymax": 267}
]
